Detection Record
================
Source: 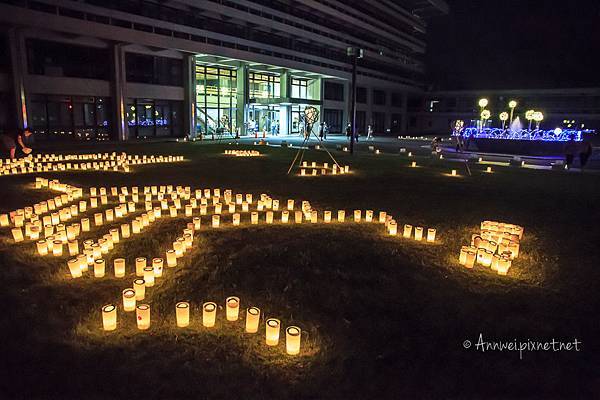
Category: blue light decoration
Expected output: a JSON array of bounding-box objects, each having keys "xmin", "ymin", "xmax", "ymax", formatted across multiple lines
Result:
[{"xmin": 453, "ymin": 127, "xmax": 586, "ymax": 142}]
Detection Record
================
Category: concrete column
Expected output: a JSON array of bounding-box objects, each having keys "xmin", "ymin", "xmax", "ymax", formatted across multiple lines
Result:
[
  {"xmin": 8, "ymin": 28, "xmax": 27, "ymax": 130},
  {"xmin": 183, "ymin": 54, "xmax": 196, "ymax": 139},
  {"xmin": 280, "ymin": 105, "xmax": 290, "ymax": 135},
  {"xmin": 280, "ymin": 70, "xmax": 291, "ymax": 98},
  {"xmin": 111, "ymin": 43, "xmax": 127, "ymax": 141},
  {"xmin": 236, "ymin": 63, "xmax": 248, "ymax": 136}
]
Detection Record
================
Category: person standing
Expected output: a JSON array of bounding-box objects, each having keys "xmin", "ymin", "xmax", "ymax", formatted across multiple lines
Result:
[
  {"xmin": 1, "ymin": 129, "xmax": 33, "ymax": 160},
  {"xmin": 323, "ymin": 122, "xmax": 329, "ymax": 139},
  {"xmin": 367, "ymin": 124, "xmax": 374, "ymax": 140},
  {"xmin": 318, "ymin": 122, "xmax": 325, "ymax": 141},
  {"xmin": 345, "ymin": 123, "xmax": 352, "ymax": 140}
]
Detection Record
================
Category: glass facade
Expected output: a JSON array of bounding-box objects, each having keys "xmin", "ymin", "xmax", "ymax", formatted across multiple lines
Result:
[
  {"xmin": 28, "ymin": 95, "xmax": 112, "ymax": 140},
  {"xmin": 126, "ymin": 98, "xmax": 183, "ymax": 138},
  {"xmin": 249, "ymin": 72, "xmax": 280, "ymax": 100},
  {"xmin": 195, "ymin": 65, "xmax": 237, "ymax": 138},
  {"xmin": 291, "ymin": 78, "xmax": 308, "ymax": 99}
]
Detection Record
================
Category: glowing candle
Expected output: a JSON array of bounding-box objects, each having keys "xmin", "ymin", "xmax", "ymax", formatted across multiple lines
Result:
[
  {"xmin": 81, "ymin": 218, "xmax": 90, "ymax": 232},
  {"xmin": 291, "ymin": 210, "xmax": 301, "ymax": 224},
  {"xmin": 451, "ymin": 169, "xmax": 457, "ymax": 176},
  {"xmin": 286, "ymin": 326, "xmax": 301, "ymax": 355},
  {"xmin": 202, "ymin": 302, "xmax": 217, "ymax": 327},
  {"xmin": 136, "ymin": 304, "xmax": 150, "ymax": 330},
  {"xmin": 114, "ymin": 258, "xmax": 126, "ymax": 278},
  {"xmin": 94, "ymin": 213, "xmax": 103, "ymax": 226},
  {"xmin": 427, "ymin": 228, "xmax": 436, "ymax": 242},
  {"xmin": 102, "ymin": 304, "xmax": 117, "ymax": 331},
  {"xmin": 121, "ymin": 223, "xmax": 131, "ymax": 238},
  {"xmin": 52, "ymin": 240, "xmax": 63, "ymax": 256},
  {"xmin": 266, "ymin": 211, "xmax": 274, "ymax": 224},
  {"xmin": 337, "ymin": 210, "xmax": 345, "ymax": 222},
  {"xmin": 403, "ymin": 224, "xmax": 413, "ymax": 239},
  {"xmin": 265, "ymin": 318, "xmax": 281, "ymax": 346},
  {"xmin": 89, "ymin": 257, "xmax": 105, "ymax": 277},
  {"xmin": 152, "ymin": 258, "xmax": 164, "ymax": 278},
  {"xmin": 135, "ymin": 257, "xmax": 146, "ymax": 276},
  {"xmin": 193, "ymin": 217, "xmax": 201, "ymax": 230},
  {"xmin": 133, "ymin": 278, "xmax": 145, "ymax": 300},
  {"xmin": 36, "ymin": 238, "xmax": 49, "ymax": 255},
  {"xmin": 281, "ymin": 210, "xmax": 289, "ymax": 224},
  {"xmin": 414, "ymin": 227, "xmax": 423, "ymax": 241},
  {"xmin": 105, "ymin": 209, "xmax": 114, "ymax": 222},
  {"xmin": 459, "ymin": 246, "xmax": 468, "ymax": 265},
  {"xmin": 354, "ymin": 210, "xmax": 361, "ymax": 222},
  {"xmin": 465, "ymin": 251, "xmax": 476, "ymax": 269},
  {"xmin": 0, "ymin": 214, "xmax": 9, "ymax": 226},
  {"xmin": 245, "ymin": 307, "xmax": 260, "ymax": 333},
  {"xmin": 11, "ymin": 228, "xmax": 24, "ymax": 242},
  {"xmin": 226, "ymin": 296, "xmax": 240, "ymax": 321},
  {"xmin": 176, "ymin": 301, "xmax": 190, "ymax": 327},
  {"xmin": 122, "ymin": 288, "xmax": 136, "ymax": 312},
  {"xmin": 67, "ymin": 258, "xmax": 82, "ymax": 278},
  {"xmin": 389, "ymin": 221, "xmax": 398, "ymax": 236},
  {"xmin": 212, "ymin": 215, "xmax": 220, "ymax": 228}
]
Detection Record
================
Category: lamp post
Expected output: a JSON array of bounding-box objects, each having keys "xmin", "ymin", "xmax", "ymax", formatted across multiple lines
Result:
[
  {"xmin": 508, "ymin": 100, "xmax": 517, "ymax": 125},
  {"xmin": 533, "ymin": 111, "xmax": 544, "ymax": 130},
  {"xmin": 477, "ymin": 98, "xmax": 488, "ymax": 132},
  {"xmin": 500, "ymin": 112, "xmax": 509, "ymax": 130},
  {"xmin": 525, "ymin": 110, "xmax": 535, "ymax": 130},
  {"xmin": 347, "ymin": 47, "xmax": 363, "ymax": 155}
]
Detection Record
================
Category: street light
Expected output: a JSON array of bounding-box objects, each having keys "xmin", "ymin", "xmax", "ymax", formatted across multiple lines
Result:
[
  {"xmin": 508, "ymin": 100, "xmax": 517, "ymax": 125},
  {"xmin": 347, "ymin": 47, "xmax": 363, "ymax": 155},
  {"xmin": 525, "ymin": 109, "xmax": 535, "ymax": 130},
  {"xmin": 499, "ymin": 112, "xmax": 509, "ymax": 130}
]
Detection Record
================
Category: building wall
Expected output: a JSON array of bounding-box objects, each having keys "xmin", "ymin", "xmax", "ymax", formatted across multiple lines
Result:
[{"xmin": 0, "ymin": 0, "xmax": 448, "ymax": 140}]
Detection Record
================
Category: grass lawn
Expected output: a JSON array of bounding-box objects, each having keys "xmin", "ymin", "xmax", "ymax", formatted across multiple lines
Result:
[{"xmin": 1, "ymin": 141, "xmax": 599, "ymax": 399}]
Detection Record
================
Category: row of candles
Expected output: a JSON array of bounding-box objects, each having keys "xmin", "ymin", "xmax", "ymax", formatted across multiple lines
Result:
[
  {"xmin": 458, "ymin": 220, "xmax": 524, "ymax": 275},
  {"xmin": 223, "ymin": 150, "xmax": 261, "ymax": 157},
  {"xmin": 102, "ymin": 298, "xmax": 302, "ymax": 355},
  {"xmin": 299, "ymin": 161, "xmax": 350, "ymax": 176},
  {"xmin": 1, "ymin": 153, "xmax": 184, "ymax": 176},
  {"xmin": 96, "ymin": 215, "xmax": 303, "ymax": 355}
]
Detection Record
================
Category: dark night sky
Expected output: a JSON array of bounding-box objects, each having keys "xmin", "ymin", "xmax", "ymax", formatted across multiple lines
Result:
[{"xmin": 425, "ymin": 0, "xmax": 600, "ymax": 90}]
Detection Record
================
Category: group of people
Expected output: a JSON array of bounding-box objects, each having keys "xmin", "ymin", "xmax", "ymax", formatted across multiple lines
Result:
[
  {"xmin": 564, "ymin": 137, "xmax": 593, "ymax": 169},
  {"xmin": 344, "ymin": 124, "xmax": 375, "ymax": 142},
  {"xmin": 1, "ymin": 129, "xmax": 33, "ymax": 160}
]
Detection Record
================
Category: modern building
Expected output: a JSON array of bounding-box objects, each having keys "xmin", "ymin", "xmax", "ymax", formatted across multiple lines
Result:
[
  {"xmin": 409, "ymin": 88, "xmax": 600, "ymax": 135},
  {"xmin": 0, "ymin": 0, "xmax": 449, "ymax": 141}
]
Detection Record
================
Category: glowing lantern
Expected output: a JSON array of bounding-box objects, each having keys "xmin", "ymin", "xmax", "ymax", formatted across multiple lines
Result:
[
  {"xmin": 11, "ymin": 228, "xmax": 24, "ymax": 242},
  {"xmin": 310, "ymin": 210, "xmax": 318, "ymax": 223},
  {"xmin": 212, "ymin": 215, "xmax": 220, "ymax": 228},
  {"xmin": 94, "ymin": 213, "xmax": 103, "ymax": 226},
  {"xmin": 354, "ymin": 210, "xmax": 361, "ymax": 222},
  {"xmin": 121, "ymin": 223, "xmax": 131, "ymax": 238},
  {"xmin": 226, "ymin": 296, "xmax": 240, "ymax": 321},
  {"xmin": 388, "ymin": 221, "xmax": 398, "ymax": 236},
  {"xmin": 426, "ymin": 228, "xmax": 436, "ymax": 242},
  {"xmin": 166, "ymin": 250, "xmax": 177, "ymax": 267},
  {"xmin": 294, "ymin": 210, "xmax": 303, "ymax": 224},
  {"xmin": 265, "ymin": 318, "xmax": 281, "ymax": 346},
  {"xmin": 324, "ymin": 211, "xmax": 332, "ymax": 223},
  {"xmin": 414, "ymin": 227, "xmax": 423, "ymax": 241},
  {"xmin": 36, "ymin": 239, "xmax": 48, "ymax": 255},
  {"xmin": 114, "ymin": 258, "xmax": 126, "ymax": 278},
  {"xmin": 133, "ymin": 279, "xmax": 146, "ymax": 301},
  {"xmin": 245, "ymin": 307, "xmax": 261, "ymax": 333},
  {"xmin": 287, "ymin": 199, "xmax": 294, "ymax": 210},
  {"xmin": 281, "ymin": 210, "xmax": 289, "ymax": 223},
  {"xmin": 68, "ymin": 258, "xmax": 82, "ymax": 278},
  {"xmin": 266, "ymin": 211, "xmax": 274, "ymax": 224},
  {"xmin": 365, "ymin": 210, "xmax": 373, "ymax": 222},
  {"xmin": 202, "ymin": 302, "xmax": 217, "ymax": 327},
  {"xmin": 451, "ymin": 169, "xmax": 457, "ymax": 176},
  {"xmin": 486, "ymin": 166, "xmax": 492, "ymax": 173},
  {"xmin": 338, "ymin": 210, "xmax": 345, "ymax": 222},
  {"xmin": 233, "ymin": 213, "xmax": 241, "ymax": 226},
  {"xmin": 102, "ymin": 304, "xmax": 117, "ymax": 331},
  {"xmin": 136, "ymin": 304, "xmax": 150, "ymax": 330},
  {"xmin": 465, "ymin": 251, "xmax": 476, "ymax": 268},
  {"xmin": 122, "ymin": 288, "xmax": 136, "ymax": 312},
  {"xmin": 286, "ymin": 326, "xmax": 301, "ymax": 355},
  {"xmin": 176, "ymin": 301, "xmax": 190, "ymax": 327},
  {"xmin": 135, "ymin": 257, "xmax": 146, "ymax": 276},
  {"xmin": 152, "ymin": 258, "xmax": 164, "ymax": 278},
  {"xmin": 403, "ymin": 224, "xmax": 412, "ymax": 238},
  {"xmin": 81, "ymin": 218, "xmax": 90, "ymax": 232},
  {"xmin": 52, "ymin": 240, "xmax": 63, "ymax": 256},
  {"xmin": 94, "ymin": 259, "xmax": 106, "ymax": 278}
]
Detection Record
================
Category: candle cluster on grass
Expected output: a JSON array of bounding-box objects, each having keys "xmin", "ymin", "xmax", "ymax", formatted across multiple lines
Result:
[
  {"xmin": 0, "ymin": 152, "xmax": 184, "ymax": 176},
  {"xmin": 459, "ymin": 220, "xmax": 524, "ymax": 275},
  {"xmin": 223, "ymin": 150, "xmax": 261, "ymax": 157},
  {"xmin": 298, "ymin": 161, "xmax": 351, "ymax": 176}
]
